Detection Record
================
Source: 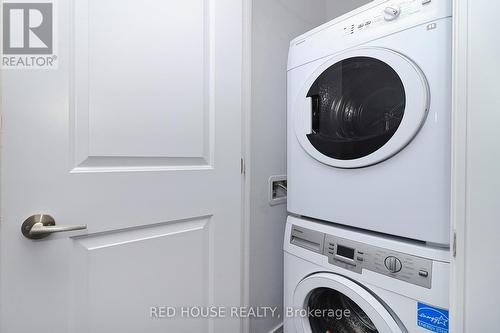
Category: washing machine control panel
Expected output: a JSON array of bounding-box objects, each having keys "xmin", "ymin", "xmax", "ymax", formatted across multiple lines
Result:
[{"xmin": 290, "ymin": 225, "xmax": 433, "ymax": 289}]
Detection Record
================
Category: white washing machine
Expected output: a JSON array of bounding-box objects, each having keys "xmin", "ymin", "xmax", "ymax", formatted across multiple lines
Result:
[
  {"xmin": 284, "ymin": 216, "xmax": 450, "ymax": 333},
  {"xmin": 287, "ymin": 0, "xmax": 452, "ymax": 245}
]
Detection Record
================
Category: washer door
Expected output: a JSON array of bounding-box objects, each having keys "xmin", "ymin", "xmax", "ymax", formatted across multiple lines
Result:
[
  {"xmin": 293, "ymin": 273, "xmax": 406, "ymax": 333},
  {"xmin": 294, "ymin": 48, "xmax": 429, "ymax": 168}
]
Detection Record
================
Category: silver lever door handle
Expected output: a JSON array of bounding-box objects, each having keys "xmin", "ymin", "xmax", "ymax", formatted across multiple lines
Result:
[{"xmin": 22, "ymin": 214, "xmax": 87, "ymax": 240}]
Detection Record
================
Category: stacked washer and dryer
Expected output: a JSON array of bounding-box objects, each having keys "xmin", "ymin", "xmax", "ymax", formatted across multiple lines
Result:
[{"xmin": 284, "ymin": 1, "xmax": 452, "ymax": 332}]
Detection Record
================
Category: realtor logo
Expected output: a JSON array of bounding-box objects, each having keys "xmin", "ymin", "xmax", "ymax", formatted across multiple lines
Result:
[{"xmin": 2, "ymin": 0, "xmax": 57, "ymax": 69}]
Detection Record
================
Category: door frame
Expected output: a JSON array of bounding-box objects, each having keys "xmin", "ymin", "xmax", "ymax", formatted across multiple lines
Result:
[
  {"xmin": 449, "ymin": 0, "xmax": 467, "ymax": 331},
  {"xmin": 241, "ymin": 0, "xmax": 252, "ymax": 332}
]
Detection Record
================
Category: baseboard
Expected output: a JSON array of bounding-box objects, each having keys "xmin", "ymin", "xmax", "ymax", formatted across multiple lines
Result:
[{"xmin": 269, "ymin": 323, "xmax": 283, "ymax": 333}]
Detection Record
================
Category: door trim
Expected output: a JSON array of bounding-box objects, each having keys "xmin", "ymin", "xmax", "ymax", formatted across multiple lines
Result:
[
  {"xmin": 449, "ymin": 0, "xmax": 468, "ymax": 332},
  {"xmin": 241, "ymin": 0, "xmax": 252, "ymax": 332}
]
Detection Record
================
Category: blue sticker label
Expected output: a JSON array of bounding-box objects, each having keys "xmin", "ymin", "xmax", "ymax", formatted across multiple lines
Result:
[{"xmin": 417, "ymin": 302, "xmax": 449, "ymax": 333}]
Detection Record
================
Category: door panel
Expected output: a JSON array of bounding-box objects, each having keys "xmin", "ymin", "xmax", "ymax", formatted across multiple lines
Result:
[
  {"xmin": 72, "ymin": 217, "xmax": 211, "ymax": 332},
  {"xmin": 0, "ymin": 0, "xmax": 243, "ymax": 332},
  {"xmin": 74, "ymin": 0, "xmax": 211, "ymax": 166}
]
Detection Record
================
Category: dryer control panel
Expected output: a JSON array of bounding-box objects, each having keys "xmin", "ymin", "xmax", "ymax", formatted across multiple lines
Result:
[
  {"xmin": 341, "ymin": 0, "xmax": 438, "ymax": 36},
  {"xmin": 290, "ymin": 225, "xmax": 433, "ymax": 289}
]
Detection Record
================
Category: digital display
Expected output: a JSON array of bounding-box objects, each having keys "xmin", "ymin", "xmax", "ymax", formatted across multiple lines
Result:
[{"xmin": 336, "ymin": 245, "xmax": 355, "ymax": 260}]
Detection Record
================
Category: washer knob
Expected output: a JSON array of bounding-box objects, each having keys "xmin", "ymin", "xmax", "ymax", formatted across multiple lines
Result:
[
  {"xmin": 384, "ymin": 6, "xmax": 401, "ymax": 21},
  {"xmin": 384, "ymin": 256, "xmax": 402, "ymax": 273}
]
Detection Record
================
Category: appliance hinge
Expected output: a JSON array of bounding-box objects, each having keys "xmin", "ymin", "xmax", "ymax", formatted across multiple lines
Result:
[
  {"xmin": 452, "ymin": 231, "xmax": 457, "ymax": 258},
  {"xmin": 240, "ymin": 158, "xmax": 245, "ymax": 175}
]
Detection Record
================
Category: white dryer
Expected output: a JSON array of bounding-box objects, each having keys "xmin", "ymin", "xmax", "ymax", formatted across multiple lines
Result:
[
  {"xmin": 284, "ymin": 216, "xmax": 450, "ymax": 333},
  {"xmin": 287, "ymin": 0, "xmax": 452, "ymax": 245}
]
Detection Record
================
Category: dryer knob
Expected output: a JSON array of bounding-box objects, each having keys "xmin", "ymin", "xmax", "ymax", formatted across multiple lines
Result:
[
  {"xmin": 384, "ymin": 6, "xmax": 401, "ymax": 21},
  {"xmin": 384, "ymin": 256, "xmax": 403, "ymax": 273}
]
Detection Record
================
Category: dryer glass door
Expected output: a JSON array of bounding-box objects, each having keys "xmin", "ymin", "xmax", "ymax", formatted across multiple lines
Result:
[
  {"xmin": 294, "ymin": 48, "xmax": 429, "ymax": 168},
  {"xmin": 307, "ymin": 57, "xmax": 405, "ymax": 161}
]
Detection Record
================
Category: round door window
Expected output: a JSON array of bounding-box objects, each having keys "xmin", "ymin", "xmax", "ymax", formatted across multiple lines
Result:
[
  {"xmin": 308, "ymin": 287, "xmax": 378, "ymax": 333},
  {"xmin": 293, "ymin": 48, "xmax": 429, "ymax": 168},
  {"xmin": 292, "ymin": 273, "xmax": 405, "ymax": 333},
  {"xmin": 306, "ymin": 57, "xmax": 406, "ymax": 160}
]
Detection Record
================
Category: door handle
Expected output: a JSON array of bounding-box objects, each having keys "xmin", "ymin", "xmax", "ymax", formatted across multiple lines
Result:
[{"xmin": 22, "ymin": 214, "xmax": 87, "ymax": 239}]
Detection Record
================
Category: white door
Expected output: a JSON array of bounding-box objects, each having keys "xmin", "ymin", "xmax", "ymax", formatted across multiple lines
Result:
[{"xmin": 0, "ymin": 0, "xmax": 243, "ymax": 332}]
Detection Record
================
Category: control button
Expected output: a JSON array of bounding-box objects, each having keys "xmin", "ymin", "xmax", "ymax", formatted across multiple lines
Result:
[
  {"xmin": 419, "ymin": 270, "xmax": 429, "ymax": 277},
  {"xmin": 384, "ymin": 256, "xmax": 403, "ymax": 273},
  {"xmin": 384, "ymin": 6, "xmax": 401, "ymax": 21},
  {"xmin": 357, "ymin": 256, "xmax": 364, "ymax": 262}
]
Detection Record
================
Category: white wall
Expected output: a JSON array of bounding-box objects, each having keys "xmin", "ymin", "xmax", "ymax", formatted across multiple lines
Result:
[
  {"xmin": 326, "ymin": 0, "xmax": 371, "ymax": 21},
  {"xmin": 249, "ymin": 2, "xmax": 326, "ymax": 332},
  {"xmin": 460, "ymin": 0, "xmax": 500, "ymax": 331},
  {"xmin": 249, "ymin": 1, "xmax": 369, "ymax": 333}
]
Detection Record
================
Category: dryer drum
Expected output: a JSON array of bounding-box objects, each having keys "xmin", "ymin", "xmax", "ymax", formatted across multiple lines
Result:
[
  {"xmin": 307, "ymin": 287, "xmax": 378, "ymax": 333},
  {"xmin": 306, "ymin": 56, "xmax": 406, "ymax": 160}
]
